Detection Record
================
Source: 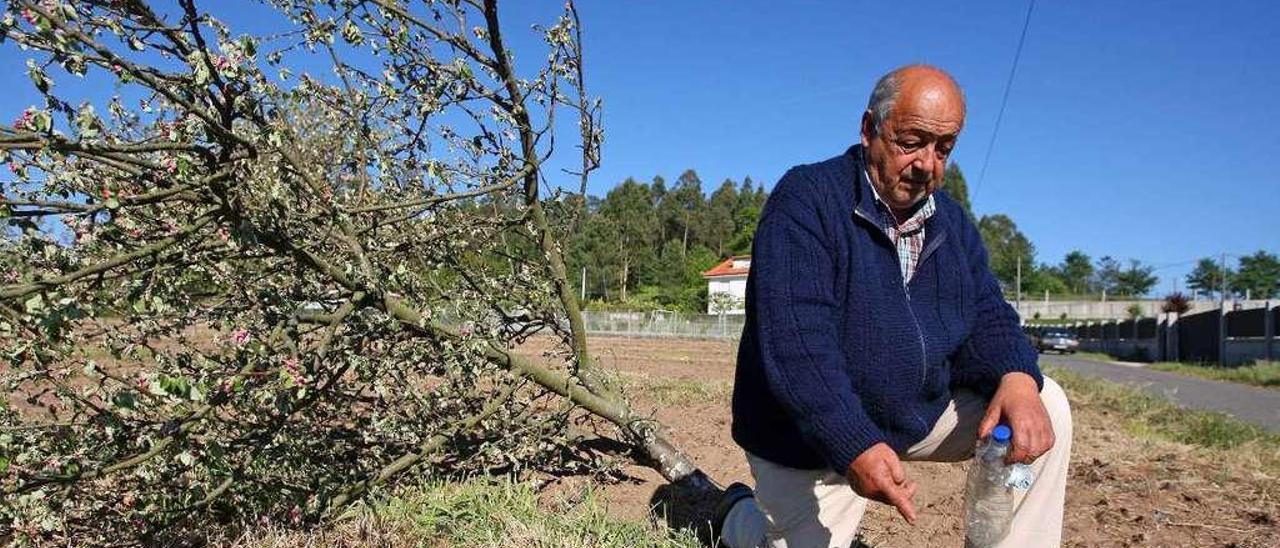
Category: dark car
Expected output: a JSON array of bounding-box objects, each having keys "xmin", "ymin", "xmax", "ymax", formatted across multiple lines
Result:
[{"xmin": 1035, "ymin": 328, "xmax": 1079, "ymax": 354}]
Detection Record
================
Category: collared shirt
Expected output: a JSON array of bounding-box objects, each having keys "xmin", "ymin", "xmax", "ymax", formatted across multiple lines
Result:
[{"xmin": 864, "ymin": 170, "xmax": 936, "ymax": 284}]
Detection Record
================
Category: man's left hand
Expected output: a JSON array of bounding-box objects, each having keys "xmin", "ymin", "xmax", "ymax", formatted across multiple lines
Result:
[{"xmin": 978, "ymin": 372, "xmax": 1055, "ymax": 465}]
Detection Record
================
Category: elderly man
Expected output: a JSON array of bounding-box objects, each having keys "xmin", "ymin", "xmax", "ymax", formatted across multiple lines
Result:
[{"xmin": 713, "ymin": 65, "xmax": 1073, "ymax": 547}]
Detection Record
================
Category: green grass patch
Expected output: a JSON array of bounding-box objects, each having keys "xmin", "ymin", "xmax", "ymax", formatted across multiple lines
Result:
[
  {"xmin": 1044, "ymin": 365, "xmax": 1280, "ymax": 473},
  {"xmin": 239, "ymin": 477, "xmax": 700, "ymax": 547},
  {"xmin": 1069, "ymin": 351, "xmax": 1116, "ymax": 363},
  {"xmin": 1148, "ymin": 361, "xmax": 1280, "ymax": 390},
  {"xmin": 622, "ymin": 374, "xmax": 731, "ymax": 405}
]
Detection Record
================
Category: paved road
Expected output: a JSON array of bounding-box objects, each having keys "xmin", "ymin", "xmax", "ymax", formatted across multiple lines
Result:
[{"xmin": 1040, "ymin": 354, "xmax": 1280, "ymax": 433}]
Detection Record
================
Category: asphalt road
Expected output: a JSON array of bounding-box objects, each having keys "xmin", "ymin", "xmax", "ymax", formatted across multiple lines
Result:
[{"xmin": 1040, "ymin": 353, "xmax": 1280, "ymax": 433}]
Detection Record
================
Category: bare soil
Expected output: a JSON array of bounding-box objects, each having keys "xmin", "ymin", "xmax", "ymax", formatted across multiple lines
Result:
[{"xmin": 521, "ymin": 336, "xmax": 1280, "ymax": 548}]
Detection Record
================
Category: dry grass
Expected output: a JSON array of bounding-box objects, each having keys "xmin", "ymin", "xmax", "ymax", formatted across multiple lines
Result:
[
  {"xmin": 620, "ymin": 372, "xmax": 731, "ymax": 405},
  {"xmin": 195, "ymin": 338, "xmax": 1280, "ymax": 547},
  {"xmin": 231, "ymin": 478, "xmax": 700, "ymax": 548},
  {"xmin": 1045, "ymin": 365, "xmax": 1280, "ymax": 474}
]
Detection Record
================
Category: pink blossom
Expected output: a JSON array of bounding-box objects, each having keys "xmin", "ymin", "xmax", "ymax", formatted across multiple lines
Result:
[
  {"xmin": 231, "ymin": 328, "xmax": 250, "ymax": 346},
  {"xmin": 161, "ymin": 157, "xmax": 178, "ymax": 174},
  {"xmin": 288, "ymin": 505, "xmax": 302, "ymax": 524},
  {"xmin": 20, "ymin": 9, "xmax": 36, "ymax": 25},
  {"xmin": 212, "ymin": 56, "xmax": 231, "ymax": 71},
  {"xmin": 12, "ymin": 110, "xmax": 33, "ymax": 131},
  {"xmin": 283, "ymin": 357, "xmax": 307, "ymax": 387},
  {"xmin": 3, "ymin": 270, "xmax": 18, "ymax": 283},
  {"xmin": 110, "ymin": 64, "xmax": 123, "ymax": 75},
  {"xmin": 7, "ymin": 162, "xmax": 18, "ymax": 174}
]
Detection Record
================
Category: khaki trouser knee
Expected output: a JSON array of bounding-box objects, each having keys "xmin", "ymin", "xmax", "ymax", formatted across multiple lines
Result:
[{"xmin": 720, "ymin": 377, "xmax": 1073, "ymax": 548}]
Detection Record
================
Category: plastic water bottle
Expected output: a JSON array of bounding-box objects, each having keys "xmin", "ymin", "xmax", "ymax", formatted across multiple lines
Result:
[{"xmin": 964, "ymin": 424, "xmax": 1016, "ymax": 547}]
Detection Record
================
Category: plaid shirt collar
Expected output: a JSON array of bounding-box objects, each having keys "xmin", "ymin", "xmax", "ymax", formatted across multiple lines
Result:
[
  {"xmin": 862, "ymin": 170, "xmax": 936, "ymax": 234},
  {"xmin": 863, "ymin": 169, "xmax": 936, "ymax": 283}
]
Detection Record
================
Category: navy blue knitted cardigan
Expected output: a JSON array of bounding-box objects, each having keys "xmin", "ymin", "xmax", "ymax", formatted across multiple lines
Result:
[{"xmin": 731, "ymin": 145, "xmax": 1043, "ymax": 474}]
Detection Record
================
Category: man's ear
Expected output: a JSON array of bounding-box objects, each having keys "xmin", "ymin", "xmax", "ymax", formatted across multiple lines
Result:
[{"xmin": 860, "ymin": 110, "xmax": 874, "ymax": 148}]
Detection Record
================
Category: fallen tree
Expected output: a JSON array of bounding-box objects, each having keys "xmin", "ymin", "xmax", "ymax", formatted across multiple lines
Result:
[{"xmin": 0, "ymin": 1, "xmax": 715, "ymax": 543}]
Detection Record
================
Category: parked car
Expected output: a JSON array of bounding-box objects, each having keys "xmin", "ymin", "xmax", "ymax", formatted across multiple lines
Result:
[{"xmin": 1034, "ymin": 328, "xmax": 1079, "ymax": 354}]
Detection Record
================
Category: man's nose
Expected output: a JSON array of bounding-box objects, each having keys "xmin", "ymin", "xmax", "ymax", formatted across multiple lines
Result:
[{"xmin": 911, "ymin": 144, "xmax": 937, "ymax": 175}]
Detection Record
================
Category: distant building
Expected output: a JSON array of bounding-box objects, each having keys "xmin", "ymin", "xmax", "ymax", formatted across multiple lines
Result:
[{"xmin": 702, "ymin": 256, "xmax": 750, "ymax": 315}]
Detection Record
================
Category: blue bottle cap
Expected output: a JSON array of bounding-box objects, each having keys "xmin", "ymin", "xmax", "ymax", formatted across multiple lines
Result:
[{"xmin": 992, "ymin": 425, "xmax": 1012, "ymax": 443}]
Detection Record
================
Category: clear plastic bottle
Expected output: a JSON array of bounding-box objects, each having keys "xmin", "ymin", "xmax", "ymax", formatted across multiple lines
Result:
[{"xmin": 964, "ymin": 424, "xmax": 1015, "ymax": 547}]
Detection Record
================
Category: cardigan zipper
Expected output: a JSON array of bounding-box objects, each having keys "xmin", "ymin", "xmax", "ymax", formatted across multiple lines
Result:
[
  {"xmin": 901, "ymin": 279, "xmax": 930, "ymax": 431},
  {"xmin": 855, "ymin": 207, "xmax": 931, "ymax": 431}
]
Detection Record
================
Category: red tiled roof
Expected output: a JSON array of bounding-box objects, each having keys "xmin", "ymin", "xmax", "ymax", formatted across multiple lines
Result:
[{"xmin": 702, "ymin": 256, "xmax": 751, "ymax": 278}]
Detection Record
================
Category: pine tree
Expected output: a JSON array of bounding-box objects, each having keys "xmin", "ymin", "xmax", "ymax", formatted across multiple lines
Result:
[
  {"xmin": 1233, "ymin": 251, "xmax": 1280, "ymax": 299},
  {"xmin": 977, "ymin": 214, "xmax": 1035, "ymax": 291},
  {"xmin": 598, "ymin": 178, "xmax": 658, "ymax": 300},
  {"xmin": 1186, "ymin": 258, "xmax": 1232, "ymax": 299},
  {"xmin": 942, "ymin": 163, "xmax": 973, "ymax": 219},
  {"xmin": 1059, "ymin": 250, "xmax": 1094, "ymax": 295},
  {"xmin": 703, "ymin": 179, "xmax": 739, "ymax": 258}
]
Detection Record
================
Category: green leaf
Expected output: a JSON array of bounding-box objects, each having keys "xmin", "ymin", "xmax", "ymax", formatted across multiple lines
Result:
[
  {"xmin": 26, "ymin": 59, "xmax": 50, "ymax": 93},
  {"xmin": 159, "ymin": 376, "xmax": 190, "ymax": 398},
  {"xmin": 24, "ymin": 294, "xmax": 44, "ymax": 314},
  {"xmin": 341, "ymin": 21, "xmax": 363, "ymax": 45},
  {"xmin": 112, "ymin": 391, "xmax": 137, "ymax": 409},
  {"xmin": 239, "ymin": 36, "xmax": 257, "ymax": 58},
  {"xmin": 29, "ymin": 109, "xmax": 52, "ymax": 133}
]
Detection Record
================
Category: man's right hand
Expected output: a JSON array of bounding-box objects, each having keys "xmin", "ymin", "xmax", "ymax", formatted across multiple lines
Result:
[{"xmin": 845, "ymin": 442, "xmax": 918, "ymax": 524}]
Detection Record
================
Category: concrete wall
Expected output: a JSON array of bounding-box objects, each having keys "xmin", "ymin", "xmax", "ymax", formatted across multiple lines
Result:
[
  {"xmin": 1078, "ymin": 338, "xmax": 1160, "ymax": 361},
  {"xmin": 1013, "ymin": 299, "xmax": 1272, "ymax": 321},
  {"xmin": 1224, "ymin": 338, "xmax": 1279, "ymax": 367}
]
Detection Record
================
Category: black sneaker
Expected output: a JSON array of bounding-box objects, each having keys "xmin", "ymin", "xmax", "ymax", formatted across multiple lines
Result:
[{"xmin": 712, "ymin": 482, "xmax": 755, "ymax": 547}]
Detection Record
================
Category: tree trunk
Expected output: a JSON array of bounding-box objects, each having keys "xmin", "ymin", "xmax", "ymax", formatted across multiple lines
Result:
[{"xmin": 681, "ymin": 213, "xmax": 689, "ymax": 259}]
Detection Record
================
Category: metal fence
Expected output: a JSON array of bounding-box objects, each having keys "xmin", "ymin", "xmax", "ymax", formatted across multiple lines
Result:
[
  {"xmin": 581, "ymin": 310, "xmax": 745, "ymax": 339},
  {"xmin": 582, "ymin": 301, "xmax": 1278, "ymax": 366}
]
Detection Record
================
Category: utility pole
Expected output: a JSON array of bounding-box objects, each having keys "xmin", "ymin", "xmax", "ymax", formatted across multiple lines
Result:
[
  {"xmin": 581, "ymin": 267, "xmax": 587, "ymax": 301},
  {"xmin": 1219, "ymin": 252, "xmax": 1228, "ymax": 366},
  {"xmin": 1220, "ymin": 252, "xmax": 1228, "ymax": 305},
  {"xmin": 1016, "ymin": 256, "xmax": 1022, "ymax": 311}
]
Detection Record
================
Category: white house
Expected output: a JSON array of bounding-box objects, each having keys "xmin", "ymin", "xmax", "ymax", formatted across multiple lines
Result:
[{"xmin": 702, "ymin": 256, "xmax": 750, "ymax": 315}]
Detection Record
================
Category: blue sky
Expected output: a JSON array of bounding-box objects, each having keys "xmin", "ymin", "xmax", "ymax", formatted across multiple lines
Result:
[
  {"xmin": 557, "ymin": 0, "xmax": 1280, "ymax": 294},
  {"xmin": 4, "ymin": 1, "xmax": 1277, "ymax": 295}
]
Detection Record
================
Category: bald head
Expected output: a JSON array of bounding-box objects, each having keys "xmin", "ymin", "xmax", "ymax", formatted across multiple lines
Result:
[
  {"xmin": 860, "ymin": 65, "xmax": 966, "ymax": 216},
  {"xmin": 866, "ymin": 65, "xmax": 965, "ymax": 135}
]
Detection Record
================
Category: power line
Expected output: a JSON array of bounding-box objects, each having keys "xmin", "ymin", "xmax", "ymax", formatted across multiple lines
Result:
[{"xmin": 973, "ymin": 0, "xmax": 1037, "ymax": 201}]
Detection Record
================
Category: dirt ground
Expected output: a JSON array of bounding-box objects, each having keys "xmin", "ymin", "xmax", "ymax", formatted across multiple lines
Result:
[{"xmin": 520, "ymin": 336, "xmax": 1279, "ymax": 548}]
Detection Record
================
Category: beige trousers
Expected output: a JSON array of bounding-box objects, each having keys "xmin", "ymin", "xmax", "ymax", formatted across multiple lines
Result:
[{"xmin": 721, "ymin": 377, "xmax": 1072, "ymax": 548}]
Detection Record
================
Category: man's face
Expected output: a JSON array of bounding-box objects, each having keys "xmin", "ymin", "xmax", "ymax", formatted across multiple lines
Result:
[{"xmin": 860, "ymin": 78, "xmax": 965, "ymax": 215}]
